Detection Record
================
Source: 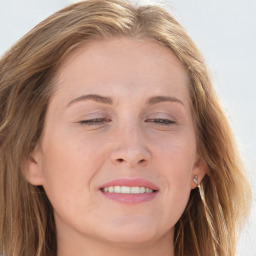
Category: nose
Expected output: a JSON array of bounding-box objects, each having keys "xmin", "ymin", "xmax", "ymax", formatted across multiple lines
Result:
[{"xmin": 110, "ymin": 126, "xmax": 151, "ymax": 168}]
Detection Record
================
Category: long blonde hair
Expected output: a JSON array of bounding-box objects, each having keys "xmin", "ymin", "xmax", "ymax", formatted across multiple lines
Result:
[{"xmin": 0, "ymin": 0, "xmax": 251, "ymax": 255}]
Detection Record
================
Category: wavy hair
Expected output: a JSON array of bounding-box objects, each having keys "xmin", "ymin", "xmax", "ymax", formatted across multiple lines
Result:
[{"xmin": 0, "ymin": 0, "xmax": 250, "ymax": 255}]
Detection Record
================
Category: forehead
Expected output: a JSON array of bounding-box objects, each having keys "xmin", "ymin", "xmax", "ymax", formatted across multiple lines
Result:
[
  {"xmin": 54, "ymin": 37, "xmax": 190, "ymax": 106},
  {"xmin": 59, "ymin": 37, "xmax": 188, "ymax": 77}
]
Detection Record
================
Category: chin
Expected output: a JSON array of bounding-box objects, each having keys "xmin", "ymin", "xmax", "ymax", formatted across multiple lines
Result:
[
  {"xmin": 98, "ymin": 217, "xmax": 167, "ymax": 246},
  {"xmin": 103, "ymin": 232, "xmax": 157, "ymax": 248}
]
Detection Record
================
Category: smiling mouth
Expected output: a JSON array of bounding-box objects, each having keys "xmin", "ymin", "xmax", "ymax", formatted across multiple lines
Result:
[
  {"xmin": 99, "ymin": 179, "xmax": 159, "ymax": 204},
  {"xmin": 101, "ymin": 186, "xmax": 157, "ymax": 194}
]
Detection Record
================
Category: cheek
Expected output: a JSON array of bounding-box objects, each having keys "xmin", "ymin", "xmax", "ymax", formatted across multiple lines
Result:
[
  {"xmin": 154, "ymin": 132, "xmax": 196, "ymax": 210},
  {"xmin": 159, "ymin": 141, "xmax": 194, "ymax": 193},
  {"xmin": 39, "ymin": 126, "xmax": 106, "ymax": 204},
  {"xmin": 39, "ymin": 137, "xmax": 104, "ymax": 226},
  {"xmin": 156, "ymin": 131, "xmax": 197, "ymax": 175}
]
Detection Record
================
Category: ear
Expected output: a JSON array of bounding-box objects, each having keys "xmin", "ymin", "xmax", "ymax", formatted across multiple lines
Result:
[
  {"xmin": 23, "ymin": 144, "xmax": 45, "ymax": 186},
  {"xmin": 190, "ymin": 156, "xmax": 208, "ymax": 189}
]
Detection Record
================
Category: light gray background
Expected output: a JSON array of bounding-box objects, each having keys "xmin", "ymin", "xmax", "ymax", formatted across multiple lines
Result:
[{"xmin": 0, "ymin": 0, "xmax": 255, "ymax": 255}]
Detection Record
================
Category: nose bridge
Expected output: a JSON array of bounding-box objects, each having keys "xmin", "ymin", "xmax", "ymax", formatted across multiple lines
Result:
[{"xmin": 110, "ymin": 119, "xmax": 151, "ymax": 167}]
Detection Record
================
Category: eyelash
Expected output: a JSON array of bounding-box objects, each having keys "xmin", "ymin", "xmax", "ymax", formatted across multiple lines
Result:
[
  {"xmin": 79, "ymin": 118, "xmax": 111, "ymax": 126},
  {"xmin": 146, "ymin": 118, "xmax": 175, "ymax": 126},
  {"xmin": 79, "ymin": 118, "xmax": 175, "ymax": 126}
]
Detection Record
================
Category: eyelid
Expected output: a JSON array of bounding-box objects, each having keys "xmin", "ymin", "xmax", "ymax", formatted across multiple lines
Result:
[
  {"xmin": 74, "ymin": 110, "xmax": 111, "ymax": 125},
  {"xmin": 144, "ymin": 111, "xmax": 178, "ymax": 127},
  {"xmin": 76, "ymin": 110, "xmax": 108, "ymax": 119},
  {"xmin": 79, "ymin": 118, "xmax": 111, "ymax": 126},
  {"xmin": 145, "ymin": 118, "xmax": 176, "ymax": 127},
  {"xmin": 145, "ymin": 111, "xmax": 176, "ymax": 120}
]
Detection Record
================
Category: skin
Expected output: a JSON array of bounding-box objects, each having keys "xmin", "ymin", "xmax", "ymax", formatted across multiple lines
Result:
[{"xmin": 26, "ymin": 37, "xmax": 206, "ymax": 256}]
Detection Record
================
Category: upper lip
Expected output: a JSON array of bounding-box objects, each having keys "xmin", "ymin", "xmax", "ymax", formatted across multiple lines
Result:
[{"xmin": 99, "ymin": 178, "xmax": 159, "ymax": 191}]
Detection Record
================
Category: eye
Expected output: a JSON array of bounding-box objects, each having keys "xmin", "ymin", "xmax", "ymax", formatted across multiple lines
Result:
[
  {"xmin": 79, "ymin": 118, "xmax": 111, "ymax": 126},
  {"xmin": 145, "ymin": 118, "xmax": 175, "ymax": 126}
]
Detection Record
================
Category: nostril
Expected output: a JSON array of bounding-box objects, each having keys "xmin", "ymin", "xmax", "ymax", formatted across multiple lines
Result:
[{"xmin": 115, "ymin": 158, "xmax": 147, "ymax": 165}]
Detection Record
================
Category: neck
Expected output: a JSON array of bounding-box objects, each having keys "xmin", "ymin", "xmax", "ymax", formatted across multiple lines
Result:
[{"xmin": 57, "ymin": 229, "xmax": 174, "ymax": 256}]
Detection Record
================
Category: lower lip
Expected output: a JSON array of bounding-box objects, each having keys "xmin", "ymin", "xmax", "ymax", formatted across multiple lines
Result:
[{"xmin": 100, "ymin": 191, "xmax": 158, "ymax": 204}]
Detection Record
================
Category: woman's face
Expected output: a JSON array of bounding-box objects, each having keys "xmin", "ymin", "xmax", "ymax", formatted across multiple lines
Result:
[{"xmin": 27, "ymin": 38, "xmax": 205, "ymax": 250}]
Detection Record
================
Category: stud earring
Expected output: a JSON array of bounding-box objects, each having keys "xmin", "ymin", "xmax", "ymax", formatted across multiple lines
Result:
[{"xmin": 193, "ymin": 175, "xmax": 198, "ymax": 185}]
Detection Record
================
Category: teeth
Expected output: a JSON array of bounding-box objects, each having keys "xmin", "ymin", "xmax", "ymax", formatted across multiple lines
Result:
[
  {"xmin": 121, "ymin": 186, "xmax": 131, "ymax": 193},
  {"xmin": 146, "ymin": 188, "xmax": 153, "ymax": 193},
  {"xmin": 139, "ymin": 187, "xmax": 146, "ymax": 193},
  {"xmin": 114, "ymin": 186, "xmax": 121, "ymax": 193},
  {"xmin": 130, "ymin": 187, "xmax": 140, "ymax": 194},
  {"xmin": 102, "ymin": 186, "xmax": 154, "ymax": 194}
]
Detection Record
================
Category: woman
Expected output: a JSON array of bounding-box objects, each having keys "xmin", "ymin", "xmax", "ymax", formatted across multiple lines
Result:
[{"xmin": 0, "ymin": 0, "xmax": 251, "ymax": 255}]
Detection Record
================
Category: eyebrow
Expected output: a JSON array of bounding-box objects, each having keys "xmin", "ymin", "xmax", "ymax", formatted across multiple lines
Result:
[
  {"xmin": 146, "ymin": 96, "xmax": 184, "ymax": 106},
  {"xmin": 67, "ymin": 94, "xmax": 113, "ymax": 107},
  {"xmin": 67, "ymin": 94, "xmax": 184, "ymax": 107}
]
